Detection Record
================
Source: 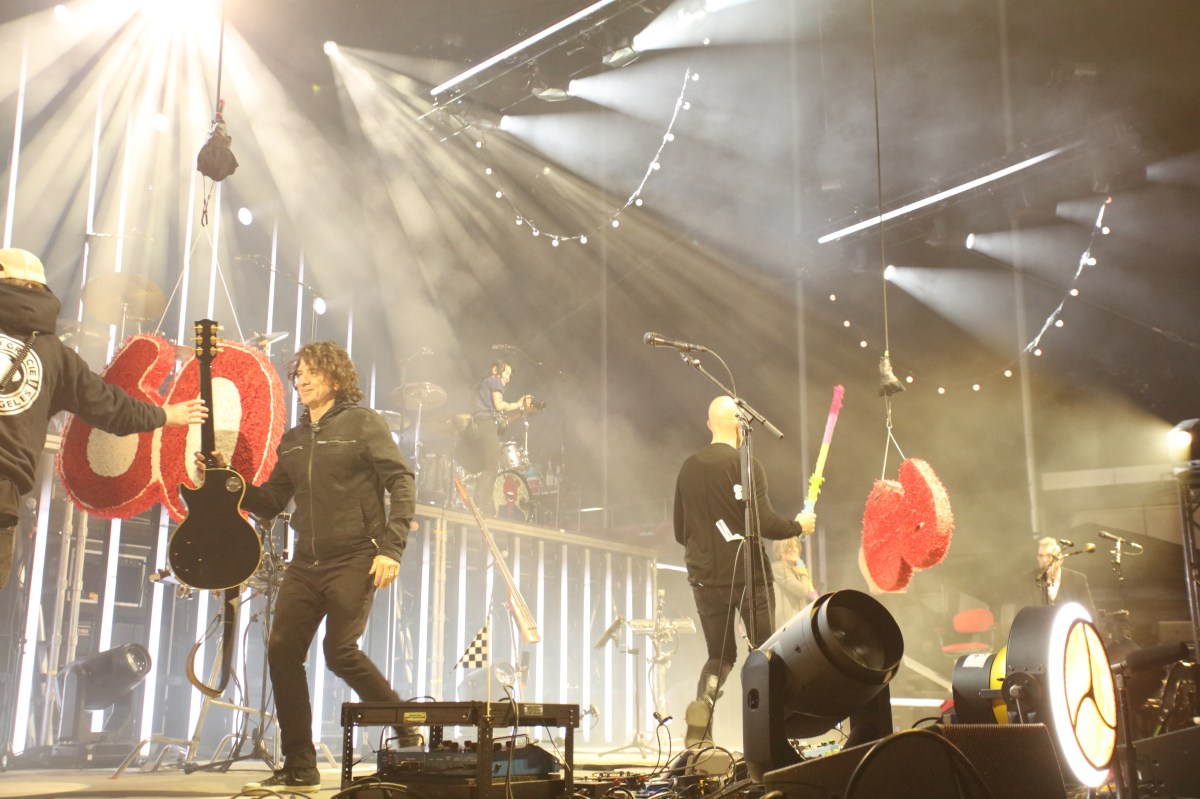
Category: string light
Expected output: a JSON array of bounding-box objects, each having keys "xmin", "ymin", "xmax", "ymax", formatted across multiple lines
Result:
[
  {"xmin": 827, "ymin": 197, "xmax": 1112, "ymax": 397},
  {"xmin": 464, "ymin": 66, "xmax": 698, "ymax": 247}
]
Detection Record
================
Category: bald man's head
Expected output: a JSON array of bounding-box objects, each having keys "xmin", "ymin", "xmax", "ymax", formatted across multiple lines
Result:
[{"xmin": 707, "ymin": 396, "xmax": 742, "ymax": 445}]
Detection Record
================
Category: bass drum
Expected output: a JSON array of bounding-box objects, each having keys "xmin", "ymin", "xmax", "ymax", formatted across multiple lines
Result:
[{"xmin": 492, "ymin": 469, "xmax": 532, "ymax": 522}]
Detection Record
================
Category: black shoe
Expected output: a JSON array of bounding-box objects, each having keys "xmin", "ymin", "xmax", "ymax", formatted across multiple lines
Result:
[
  {"xmin": 684, "ymin": 698, "xmax": 714, "ymax": 749},
  {"xmin": 392, "ymin": 724, "xmax": 424, "ymax": 748},
  {"xmin": 243, "ymin": 766, "xmax": 321, "ymax": 794}
]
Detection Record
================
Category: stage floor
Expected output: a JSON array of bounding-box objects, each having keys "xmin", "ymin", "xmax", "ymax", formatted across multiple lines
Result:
[{"xmin": 0, "ymin": 749, "xmax": 668, "ymax": 799}]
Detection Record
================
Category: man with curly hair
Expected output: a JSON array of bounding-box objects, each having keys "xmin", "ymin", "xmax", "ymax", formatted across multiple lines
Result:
[{"xmin": 203, "ymin": 341, "xmax": 417, "ymax": 794}]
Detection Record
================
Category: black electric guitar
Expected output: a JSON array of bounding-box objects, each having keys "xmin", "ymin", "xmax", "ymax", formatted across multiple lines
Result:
[{"xmin": 168, "ymin": 319, "xmax": 263, "ymax": 591}]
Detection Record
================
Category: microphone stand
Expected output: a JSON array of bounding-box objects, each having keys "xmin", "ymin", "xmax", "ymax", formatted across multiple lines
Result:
[{"xmin": 675, "ymin": 352, "xmax": 783, "ymax": 647}]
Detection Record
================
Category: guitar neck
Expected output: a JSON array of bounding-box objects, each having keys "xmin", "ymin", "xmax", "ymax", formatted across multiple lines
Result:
[{"xmin": 452, "ymin": 478, "xmax": 541, "ymax": 644}]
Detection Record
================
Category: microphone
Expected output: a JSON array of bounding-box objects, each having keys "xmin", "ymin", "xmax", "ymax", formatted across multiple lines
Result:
[
  {"xmin": 1057, "ymin": 538, "xmax": 1074, "ymax": 548},
  {"xmin": 492, "ymin": 344, "xmax": 515, "ymax": 351},
  {"xmin": 1099, "ymin": 529, "xmax": 1143, "ymax": 552},
  {"xmin": 1064, "ymin": 543, "xmax": 1097, "ymax": 558},
  {"xmin": 643, "ymin": 332, "xmax": 709, "ymax": 353}
]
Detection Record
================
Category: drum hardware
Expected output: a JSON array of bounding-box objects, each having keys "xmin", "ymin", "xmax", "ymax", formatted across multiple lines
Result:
[
  {"xmin": 390, "ymin": 381, "xmax": 446, "ymax": 470},
  {"xmin": 391, "ymin": 381, "xmax": 448, "ymax": 412},
  {"xmin": 377, "ymin": 409, "xmax": 411, "ymax": 432},
  {"xmin": 244, "ymin": 331, "xmax": 289, "ymax": 353},
  {"xmin": 426, "ymin": 413, "xmax": 471, "ymax": 436},
  {"xmin": 81, "ymin": 271, "xmax": 167, "ymax": 338},
  {"xmin": 499, "ymin": 441, "xmax": 529, "ymax": 471}
]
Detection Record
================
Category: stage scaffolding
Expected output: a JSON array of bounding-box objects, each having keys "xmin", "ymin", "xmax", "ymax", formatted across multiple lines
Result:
[{"xmin": 2, "ymin": 449, "xmax": 659, "ymax": 763}]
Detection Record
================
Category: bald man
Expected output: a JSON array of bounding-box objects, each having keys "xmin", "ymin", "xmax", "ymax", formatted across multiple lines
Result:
[{"xmin": 673, "ymin": 396, "xmax": 815, "ymax": 748}]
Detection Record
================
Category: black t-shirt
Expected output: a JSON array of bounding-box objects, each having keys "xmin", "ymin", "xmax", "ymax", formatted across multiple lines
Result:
[{"xmin": 673, "ymin": 442, "xmax": 802, "ymax": 587}]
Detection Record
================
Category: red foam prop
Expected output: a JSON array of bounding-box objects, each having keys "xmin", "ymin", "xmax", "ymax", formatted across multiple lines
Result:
[
  {"xmin": 861, "ymin": 457, "xmax": 954, "ymax": 592},
  {"xmin": 57, "ymin": 335, "xmax": 284, "ymax": 521}
]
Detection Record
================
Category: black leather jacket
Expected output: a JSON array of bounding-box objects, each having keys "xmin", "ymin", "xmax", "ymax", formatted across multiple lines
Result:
[{"xmin": 242, "ymin": 401, "xmax": 415, "ymax": 564}]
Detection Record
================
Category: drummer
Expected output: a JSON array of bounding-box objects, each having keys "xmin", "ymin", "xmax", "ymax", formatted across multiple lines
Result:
[{"xmin": 460, "ymin": 360, "xmax": 531, "ymax": 514}]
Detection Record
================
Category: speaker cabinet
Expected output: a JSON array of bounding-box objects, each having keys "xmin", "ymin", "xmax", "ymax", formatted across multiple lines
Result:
[
  {"xmin": 1135, "ymin": 726, "xmax": 1200, "ymax": 799},
  {"xmin": 762, "ymin": 724, "xmax": 1067, "ymax": 799}
]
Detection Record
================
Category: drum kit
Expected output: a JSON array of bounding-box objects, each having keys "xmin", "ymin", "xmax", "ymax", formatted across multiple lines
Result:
[{"xmin": 385, "ymin": 381, "xmax": 545, "ymax": 522}]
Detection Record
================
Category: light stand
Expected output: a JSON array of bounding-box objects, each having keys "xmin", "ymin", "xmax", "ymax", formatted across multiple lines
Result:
[
  {"xmin": 595, "ymin": 616, "xmax": 654, "ymax": 757},
  {"xmin": 1172, "ymin": 462, "xmax": 1200, "ymax": 716}
]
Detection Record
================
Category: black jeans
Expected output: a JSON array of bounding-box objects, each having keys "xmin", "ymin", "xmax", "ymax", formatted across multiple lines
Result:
[
  {"xmin": 691, "ymin": 581, "xmax": 774, "ymax": 697},
  {"xmin": 269, "ymin": 553, "xmax": 400, "ymax": 767}
]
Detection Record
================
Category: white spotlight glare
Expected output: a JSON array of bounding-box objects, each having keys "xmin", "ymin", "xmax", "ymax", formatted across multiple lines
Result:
[
  {"xmin": 1004, "ymin": 369, "xmax": 1013, "ymax": 378},
  {"xmin": 323, "ymin": 41, "xmax": 338, "ymax": 56},
  {"xmin": 237, "ymin": 207, "xmax": 253, "ymax": 226},
  {"xmin": 54, "ymin": 4, "xmax": 73, "ymax": 24},
  {"xmin": 965, "ymin": 233, "xmax": 976, "ymax": 250},
  {"xmin": 883, "ymin": 264, "xmax": 897, "ymax": 281},
  {"xmin": 829, "ymin": 294, "xmax": 837, "ymax": 302},
  {"xmin": 152, "ymin": 113, "xmax": 170, "ymax": 133},
  {"xmin": 972, "ymin": 384, "xmax": 981, "ymax": 392},
  {"xmin": 611, "ymin": 220, "xmax": 620, "ymax": 228},
  {"xmin": 1085, "ymin": 256, "xmax": 1097, "ymax": 266},
  {"xmin": 1069, "ymin": 288, "xmax": 1079, "ymax": 297},
  {"xmin": 858, "ymin": 340, "xmax": 867, "ymax": 348},
  {"xmin": 1054, "ymin": 319, "xmax": 1064, "ymax": 328},
  {"xmin": 312, "ymin": 297, "xmax": 327, "ymax": 316},
  {"xmin": 579, "ymin": 236, "xmax": 588, "ymax": 245}
]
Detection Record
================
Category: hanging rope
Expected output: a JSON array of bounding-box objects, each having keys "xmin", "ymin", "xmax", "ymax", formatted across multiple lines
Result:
[{"xmin": 865, "ymin": 0, "xmax": 907, "ymax": 479}]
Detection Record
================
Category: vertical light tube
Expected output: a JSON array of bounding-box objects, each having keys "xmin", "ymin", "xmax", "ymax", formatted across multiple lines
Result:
[
  {"xmin": 558, "ymin": 544, "xmax": 568, "ymax": 703},
  {"xmin": 187, "ymin": 590, "xmax": 210, "ymax": 735},
  {"xmin": 96, "ymin": 518, "xmax": 123, "ymax": 730},
  {"xmin": 139, "ymin": 509, "xmax": 172, "ymax": 744},
  {"xmin": 2, "ymin": 31, "xmax": 28, "ymax": 246},
  {"xmin": 624, "ymin": 554, "xmax": 634, "ymax": 736},
  {"xmin": 535, "ymin": 540, "xmax": 545, "ymax": 701},
  {"xmin": 581, "ymin": 549, "xmax": 591, "ymax": 742},
  {"xmin": 455, "ymin": 527, "xmax": 467, "ymax": 698},
  {"xmin": 416, "ymin": 525, "xmax": 431, "ymax": 698},
  {"xmin": 602, "ymin": 552, "xmax": 613, "ymax": 742},
  {"xmin": 12, "ymin": 474, "xmax": 54, "ymax": 753}
]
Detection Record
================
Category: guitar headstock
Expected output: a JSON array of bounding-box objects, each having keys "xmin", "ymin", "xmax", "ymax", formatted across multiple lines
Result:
[{"xmin": 193, "ymin": 319, "xmax": 224, "ymax": 364}]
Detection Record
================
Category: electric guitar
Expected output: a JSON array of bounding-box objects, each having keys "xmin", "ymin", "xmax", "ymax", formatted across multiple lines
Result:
[
  {"xmin": 495, "ymin": 399, "xmax": 546, "ymax": 434},
  {"xmin": 453, "ymin": 477, "xmax": 541, "ymax": 644},
  {"xmin": 168, "ymin": 320, "xmax": 263, "ymax": 590}
]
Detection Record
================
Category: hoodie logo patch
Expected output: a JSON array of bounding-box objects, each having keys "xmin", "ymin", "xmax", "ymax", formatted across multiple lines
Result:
[{"xmin": 0, "ymin": 334, "xmax": 43, "ymax": 415}]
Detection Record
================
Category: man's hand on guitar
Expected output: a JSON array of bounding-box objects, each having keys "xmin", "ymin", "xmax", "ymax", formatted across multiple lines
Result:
[
  {"xmin": 369, "ymin": 554, "xmax": 401, "ymax": 589},
  {"xmin": 165, "ymin": 398, "xmax": 208, "ymax": 427},
  {"xmin": 795, "ymin": 511, "xmax": 816, "ymax": 536},
  {"xmin": 193, "ymin": 449, "xmax": 228, "ymax": 477}
]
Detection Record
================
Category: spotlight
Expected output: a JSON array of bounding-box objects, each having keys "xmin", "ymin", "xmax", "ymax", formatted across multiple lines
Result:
[
  {"xmin": 323, "ymin": 40, "xmax": 338, "ymax": 55},
  {"xmin": 1169, "ymin": 419, "xmax": 1199, "ymax": 469},
  {"xmin": 312, "ymin": 296, "xmax": 327, "ymax": 316},
  {"xmin": 54, "ymin": 644, "xmax": 152, "ymax": 766},
  {"xmin": 965, "ymin": 233, "xmax": 976, "ymax": 250},
  {"xmin": 237, "ymin": 207, "xmax": 253, "ymax": 226},
  {"xmin": 952, "ymin": 602, "xmax": 1116, "ymax": 788},
  {"xmin": 532, "ymin": 86, "xmax": 571, "ymax": 102},
  {"xmin": 602, "ymin": 42, "xmax": 640, "ymax": 68},
  {"xmin": 742, "ymin": 590, "xmax": 904, "ymax": 780}
]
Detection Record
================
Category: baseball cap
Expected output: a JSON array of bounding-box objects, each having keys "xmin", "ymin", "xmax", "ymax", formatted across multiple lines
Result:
[{"xmin": 0, "ymin": 248, "xmax": 47, "ymax": 285}]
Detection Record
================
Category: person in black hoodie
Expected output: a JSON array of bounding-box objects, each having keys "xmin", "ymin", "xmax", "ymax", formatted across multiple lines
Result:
[
  {"xmin": 673, "ymin": 395, "xmax": 815, "ymax": 748},
  {"xmin": 0, "ymin": 247, "xmax": 206, "ymax": 590},
  {"xmin": 200, "ymin": 341, "xmax": 418, "ymax": 795}
]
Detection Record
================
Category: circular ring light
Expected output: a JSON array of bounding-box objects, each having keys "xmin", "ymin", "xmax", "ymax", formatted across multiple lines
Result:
[{"xmin": 1007, "ymin": 602, "xmax": 1117, "ymax": 787}]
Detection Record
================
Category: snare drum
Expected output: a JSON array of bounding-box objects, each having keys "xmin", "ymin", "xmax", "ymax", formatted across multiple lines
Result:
[
  {"xmin": 499, "ymin": 441, "xmax": 528, "ymax": 471},
  {"xmin": 492, "ymin": 469, "xmax": 532, "ymax": 522}
]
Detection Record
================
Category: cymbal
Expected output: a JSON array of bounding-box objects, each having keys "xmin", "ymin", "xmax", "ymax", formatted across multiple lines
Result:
[
  {"xmin": 82, "ymin": 272, "xmax": 166, "ymax": 325},
  {"xmin": 56, "ymin": 319, "xmax": 107, "ymax": 343},
  {"xmin": 246, "ymin": 331, "xmax": 289, "ymax": 349},
  {"xmin": 391, "ymin": 381, "xmax": 447, "ymax": 411},
  {"xmin": 426, "ymin": 413, "xmax": 471, "ymax": 436},
  {"xmin": 172, "ymin": 342, "xmax": 195, "ymax": 361},
  {"xmin": 377, "ymin": 409, "xmax": 411, "ymax": 432}
]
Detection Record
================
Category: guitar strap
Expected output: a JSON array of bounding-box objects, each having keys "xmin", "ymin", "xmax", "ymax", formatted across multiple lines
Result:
[{"xmin": 186, "ymin": 587, "xmax": 240, "ymax": 698}]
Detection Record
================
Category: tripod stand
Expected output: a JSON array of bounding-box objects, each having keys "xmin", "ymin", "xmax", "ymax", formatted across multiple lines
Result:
[
  {"xmin": 594, "ymin": 617, "xmax": 654, "ymax": 757},
  {"xmin": 113, "ymin": 515, "xmax": 285, "ymax": 777}
]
